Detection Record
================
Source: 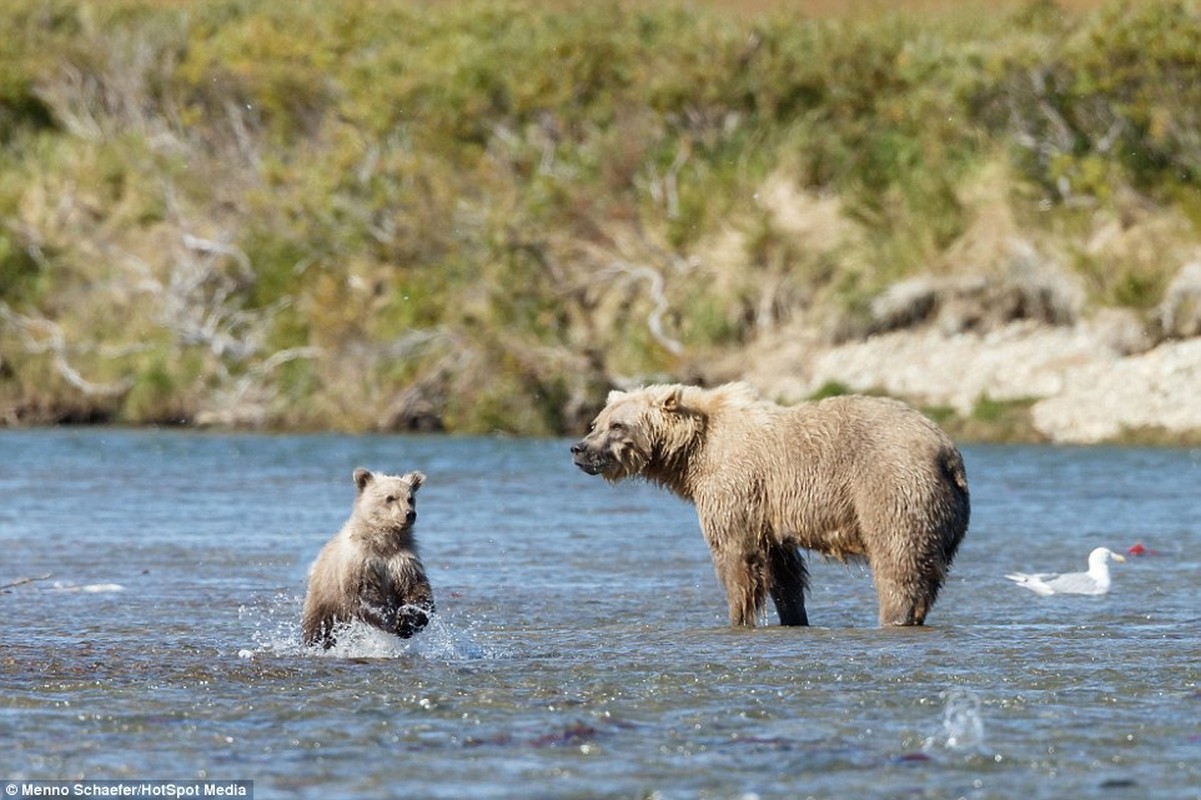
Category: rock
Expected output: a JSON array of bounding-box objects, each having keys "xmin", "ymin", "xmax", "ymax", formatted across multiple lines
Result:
[
  {"xmin": 865, "ymin": 259, "xmax": 1081, "ymax": 340},
  {"xmin": 732, "ymin": 315, "xmax": 1201, "ymax": 444},
  {"xmin": 1157, "ymin": 260, "xmax": 1201, "ymax": 339},
  {"xmin": 1030, "ymin": 339, "xmax": 1201, "ymax": 443}
]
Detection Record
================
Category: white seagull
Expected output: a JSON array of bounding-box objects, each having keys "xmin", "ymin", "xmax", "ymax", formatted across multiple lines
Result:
[{"xmin": 1005, "ymin": 547, "xmax": 1126, "ymax": 596}]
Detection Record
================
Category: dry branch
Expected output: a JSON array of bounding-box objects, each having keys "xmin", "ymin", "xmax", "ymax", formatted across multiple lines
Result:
[
  {"xmin": 0, "ymin": 303, "xmax": 133, "ymax": 396},
  {"xmin": 597, "ymin": 260, "xmax": 684, "ymax": 356},
  {"xmin": 0, "ymin": 573, "xmax": 53, "ymax": 591}
]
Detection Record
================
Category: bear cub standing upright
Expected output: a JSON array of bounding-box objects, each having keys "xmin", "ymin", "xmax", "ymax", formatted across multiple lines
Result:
[{"xmin": 302, "ymin": 467, "xmax": 434, "ymax": 648}]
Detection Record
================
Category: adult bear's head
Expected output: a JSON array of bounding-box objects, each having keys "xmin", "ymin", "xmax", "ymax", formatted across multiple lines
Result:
[{"xmin": 571, "ymin": 384, "xmax": 703, "ymax": 484}]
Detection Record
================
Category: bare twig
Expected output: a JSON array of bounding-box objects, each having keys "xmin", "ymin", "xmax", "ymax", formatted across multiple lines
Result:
[
  {"xmin": 645, "ymin": 139, "xmax": 693, "ymax": 221},
  {"xmin": 597, "ymin": 260, "xmax": 684, "ymax": 356},
  {"xmin": 0, "ymin": 303, "xmax": 133, "ymax": 396},
  {"xmin": 182, "ymin": 232, "xmax": 254, "ymax": 283},
  {"xmin": 664, "ymin": 138, "xmax": 691, "ymax": 221},
  {"xmin": 0, "ymin": 573, "xmax": 53, "ymax": 591}
]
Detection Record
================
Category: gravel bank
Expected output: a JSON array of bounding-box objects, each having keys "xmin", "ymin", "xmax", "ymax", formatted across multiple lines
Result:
[{"xmin": 733, "ymin": 319, "xmax": 1201, "ymax": 444}]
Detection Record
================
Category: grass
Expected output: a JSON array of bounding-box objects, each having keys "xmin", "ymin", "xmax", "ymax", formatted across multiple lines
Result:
[{"xmin": 0, "ymin": 0, "xmax": 1198, "ymax": 437}]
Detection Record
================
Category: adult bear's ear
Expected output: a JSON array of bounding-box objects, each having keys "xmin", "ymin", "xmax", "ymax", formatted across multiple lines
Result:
[
  {"xmin": 403, "ymin": 471, "xmax": 426, "ymax": 493},
  {"xmin": 661, "ymin": 386, "xmax": 684, "ymax": 413},
  {"xmin": 353, "ymin": 467, "xmax": 374, "ymax": 492}
]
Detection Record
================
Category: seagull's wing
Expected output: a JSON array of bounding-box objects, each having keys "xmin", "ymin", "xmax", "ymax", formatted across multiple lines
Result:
[
  {"xmin": 1005, "ymin": 572, "xmax": 1057, "ymax": 596},
  {"xmin": 1042, "ymin": 571, "xmax": 1106, "ymax": 595}
]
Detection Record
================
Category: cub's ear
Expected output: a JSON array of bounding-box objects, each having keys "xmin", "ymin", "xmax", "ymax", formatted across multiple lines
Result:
[
  {"xmin": 661, "ymin": 386, "xmax": 684, "ymax": 413},
  {"xmin": 403, "ymin": 471, "xmax": 426, "ymax": 492},
  {"xmin": 606, "ymin": 389, "xmax": 627, "ymax": 405},
  {"xmin": 353, "ymin": 467, "xmax": 374, "ymax": 492}
]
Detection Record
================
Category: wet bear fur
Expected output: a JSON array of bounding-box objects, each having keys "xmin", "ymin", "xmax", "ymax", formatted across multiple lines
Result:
[
  {"xmin": 302, "ymin": 467, "xmax": 434, "ymax": 648},
  {"xmin": 571, "ymin": 382, "xmax": 969, "ymax": 627}
]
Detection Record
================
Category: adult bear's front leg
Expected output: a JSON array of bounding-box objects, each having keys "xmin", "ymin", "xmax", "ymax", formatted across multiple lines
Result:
[{"xmin": 709, "ymin": 539, "xmax": 770, "ymax": 627}]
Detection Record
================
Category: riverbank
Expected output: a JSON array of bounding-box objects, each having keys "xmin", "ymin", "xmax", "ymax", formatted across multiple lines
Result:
[
  {"xmin": 1, "ymin": 1, "xmax": 1199, "ymax": 441},
  {"xmin": 729, "ymin": 318, "xmax": 1201, "ymax": 445}
]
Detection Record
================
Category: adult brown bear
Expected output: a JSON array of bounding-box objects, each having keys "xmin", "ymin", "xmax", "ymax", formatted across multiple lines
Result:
[{"xmin": 570, "ymin": 382, "xmax": 969, "ymax": 627}]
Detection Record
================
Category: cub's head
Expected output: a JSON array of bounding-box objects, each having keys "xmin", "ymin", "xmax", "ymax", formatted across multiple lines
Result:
[
  {"xmin": 570, "ymin": 385, "xmax": 687, "ymax": 482},
  {"xmin": 351, "ymin": 467, "xmax": 425, "ymax": 532}
]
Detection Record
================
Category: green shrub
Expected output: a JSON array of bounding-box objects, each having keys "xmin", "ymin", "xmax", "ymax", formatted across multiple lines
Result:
[
  {"xmin": 809, "ymin": 381, "xmax": 853, "ymax": 401},
  {"xmin": 1, "ymin": 0, "xmax": 1197, "ymax": 436},
  {"xmin": 121, "ymin": 359, "xmax": 186, "ymax": 424}
]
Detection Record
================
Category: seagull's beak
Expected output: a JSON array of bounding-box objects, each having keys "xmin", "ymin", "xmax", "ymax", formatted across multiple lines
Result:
[{"xmin": 1112, "ymin": 553, "xmax": 1127, "ymax": 563}]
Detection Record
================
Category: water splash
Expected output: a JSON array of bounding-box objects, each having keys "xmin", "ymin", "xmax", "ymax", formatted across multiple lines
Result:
[
  {"xmin": 923, "ymin": 688, "xmax": 986, "ymax": 754},
  {"xmin": 52, "ymin": 581, "xmax": 126, "ymax": 593},
  {"xmin": 237, "ymin": 592, "xmax": 497, "ymax": 661},
  {"xmin": 302, "ymin": 615, "xmax": 493, "ymax": 661},
  {"xmin": 238, "ymin": 591, "xmax": 303, "ymax": 657}
]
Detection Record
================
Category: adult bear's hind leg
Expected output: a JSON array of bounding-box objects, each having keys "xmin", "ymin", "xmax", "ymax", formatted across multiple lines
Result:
[
  {"xmin": 873, "ymin": 566, "xmax": 934, "ymax": 626},
  {"xmin": 768, "ymin": 545, "xmax": 809, "ymax": 626}
]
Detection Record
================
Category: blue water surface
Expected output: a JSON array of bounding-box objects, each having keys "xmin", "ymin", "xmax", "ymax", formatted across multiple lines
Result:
[{"xmin": 1, "ymin": 429, "xmax": 1198, "ymax": 799}]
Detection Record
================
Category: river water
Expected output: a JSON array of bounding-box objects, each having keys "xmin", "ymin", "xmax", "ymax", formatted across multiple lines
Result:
[{"xmin": 1, "ymin": 429, "xmax": 1198, "ymax": 799}]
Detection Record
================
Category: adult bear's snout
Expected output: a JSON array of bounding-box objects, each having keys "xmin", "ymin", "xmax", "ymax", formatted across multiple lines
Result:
[{"xmin": 571, "ymin": 441, "xmax": 606, "ymax": 475}]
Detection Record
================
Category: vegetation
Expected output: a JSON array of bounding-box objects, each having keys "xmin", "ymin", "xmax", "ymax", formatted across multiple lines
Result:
[
  {"xmin": 927, "ymin": 397, "xmax": 1044, "ymax": 443},
  {"xmin": 1, "ymin": 0, "xmax": 1198, "ymax": 435}
]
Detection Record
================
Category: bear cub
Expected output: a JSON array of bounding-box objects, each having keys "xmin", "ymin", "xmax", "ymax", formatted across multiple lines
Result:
[{"xmin": 302, "ymin": 467, "xmax": 434, "ymax": 648}]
